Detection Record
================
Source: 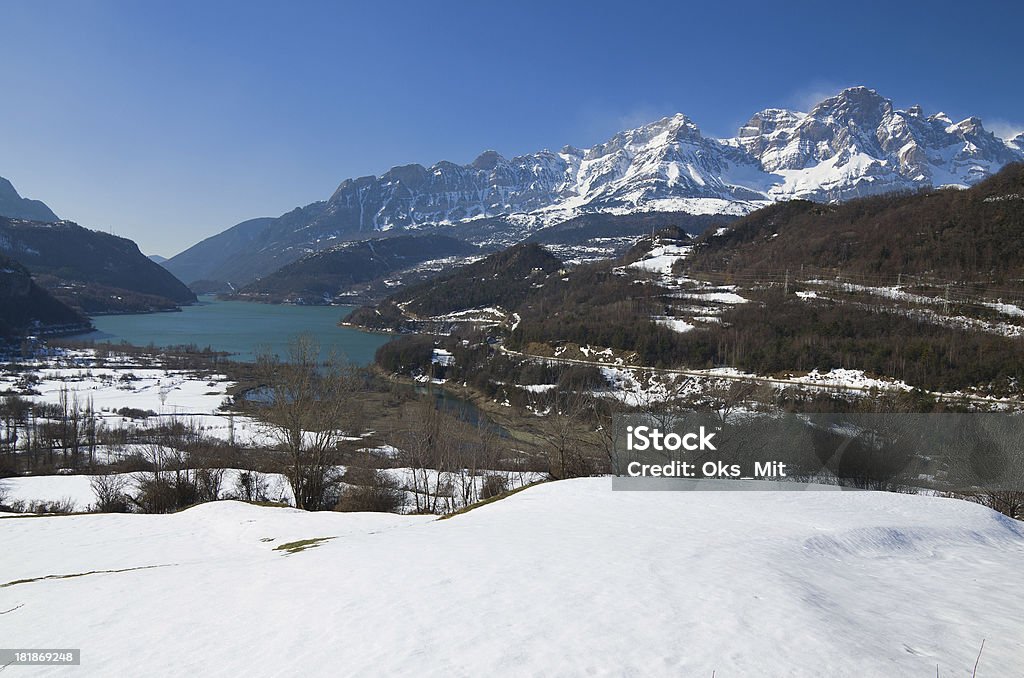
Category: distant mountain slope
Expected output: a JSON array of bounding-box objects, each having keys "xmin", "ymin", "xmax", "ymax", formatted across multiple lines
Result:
[
  {"xmin": 0, "ymin": 218, "xmax": 197, "ymax": 313},
  {"xmin": 162, "ymin": 217, "xmax": 276, "ymax": 286},
  {"xmin": 688, "ymin": 162, "xmax": 1024, "ymax": 284},
  {"xmin": 0, "ymin": 177, "xmax": 59, "ymax": 222},
  {"xmin": 0, "ymin": 253, "xmax": 90, "ymax": 339},
  {"xmin": 234, "ymin": 234, "xmax": 478, "ymax": 303},
  {"xmin": 524, "ymin": 211, "xmax": 729, "ymax": 246},
  {"xmin": 345, "ymin": 243, "xmax": 562, "ymax": 330},
  {"xmin": 167, "ymin": 87, "xmax": 1023, "ymax": 286}
]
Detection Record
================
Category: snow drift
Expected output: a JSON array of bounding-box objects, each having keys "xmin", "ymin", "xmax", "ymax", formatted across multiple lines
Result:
[{"xmin": 2, "ymin": 478, "xmax": 1022, "ymax": 676}]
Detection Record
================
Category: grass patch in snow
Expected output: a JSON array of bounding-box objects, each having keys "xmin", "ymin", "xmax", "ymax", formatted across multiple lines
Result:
[
  {"xmin": 1, "ymin": 564, "xmax": 170, "ymax": 589},
  {"xmin": 273, "ymin": 537, "xmax": 334, "ymax": 554}
]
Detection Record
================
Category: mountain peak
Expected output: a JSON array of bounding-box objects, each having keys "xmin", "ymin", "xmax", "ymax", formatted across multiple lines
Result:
[
  {"xmin": 657, "ymin": 112, "xmax": 701, "ymax": 134},
  {"xmin": 812, "ymin": 86, "xmax": 892, "ymax": 125},
  {"xmin": 835, "ymin": 85, "xmax": 885, "ymax": 101},
  {"xmin": 472, "ymin": 150, "xmax": 505, "ymax": 171},
  {"xmin": 738, "ymin": 108, "xmax": 804, "ymax": 138},
  {"xmin": 956, "ymin": 116, "xmax": 985, "ymax": 135}
]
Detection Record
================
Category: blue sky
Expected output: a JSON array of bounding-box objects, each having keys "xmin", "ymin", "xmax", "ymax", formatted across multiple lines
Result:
[{"xmin": 1, "ymin": 0, "xmax": 1022, "ymax": 256}]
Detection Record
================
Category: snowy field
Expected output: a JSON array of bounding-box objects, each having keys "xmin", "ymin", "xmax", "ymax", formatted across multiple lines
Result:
[
  {"xmin": 0, "ymin": 349, "xmax": 277, "ymax": 447},
  {"xmin": 2, "ymin": 478, "xmax": 1022, "ymax": 676}
]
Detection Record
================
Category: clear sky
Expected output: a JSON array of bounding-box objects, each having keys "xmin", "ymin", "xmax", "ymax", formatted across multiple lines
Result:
[{"xmin": 1, "ymin": 0, "xmax": 1021, "ymax": 257}]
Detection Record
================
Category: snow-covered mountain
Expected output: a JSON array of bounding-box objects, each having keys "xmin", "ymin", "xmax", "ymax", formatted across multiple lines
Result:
[
  {"xmin": 324, "ymin": 87, "xmax": 1022, "ymax": 225},
  {"xmin": 166, "ymin": 87, "xmax": 1024, "ymax": 284},
  {"xmin": 734, "ymin": 87, "xmax": 1023, "ymax": 200}
]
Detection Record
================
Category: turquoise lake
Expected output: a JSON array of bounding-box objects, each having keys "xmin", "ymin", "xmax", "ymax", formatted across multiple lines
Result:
[{"xmin": 68, "ymin": 296, "xmax": 393, "ymax": 364}]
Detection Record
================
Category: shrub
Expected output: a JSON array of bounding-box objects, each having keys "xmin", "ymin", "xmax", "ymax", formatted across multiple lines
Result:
[
  {"xmin": 90, "ymin": 473, "xmax": 131, "ymax": 513},
  {"xmin": 335, "ymin": 470, "xmax": 406, "ymax": 513},
  {"xmin": 131, "ymin": 474, "xmax": 198, "ymax": 513},
  {"xmin": 6, "ymin": 498, "xmax": 77, "ymax": 514},
  {"xmin": 232, "ymin": 470, "xmax": 270, "ymax": 503},
  {"xmin": 480, "ymin": 474, "xmax": 507, "ymax": 500},
  {"xmin": 116, "ymin": 407, "xmax": 157, "ymax": 419}
]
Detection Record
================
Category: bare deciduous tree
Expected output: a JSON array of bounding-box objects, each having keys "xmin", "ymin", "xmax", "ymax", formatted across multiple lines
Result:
[
  {"xmin": 255, "ymin": 335, "xmax": 362, "ymax": 510},
  {"xmin": 537, "ymin": 388, "xmax": 597, "ymax": 480},
  {"xmin": 390, "ymin": 398, "xmax": 459, "ymax": 513},
  {"xmin": 90, "ymin": 472, "xmax": 130, "ymax": 513},
  {"xmin": 233, "ymin": 470, "xmax": 271, "ymax": 503}
]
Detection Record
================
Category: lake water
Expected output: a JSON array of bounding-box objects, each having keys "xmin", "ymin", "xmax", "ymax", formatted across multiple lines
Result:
[{"xmin": 68, "ymin": 296, "xmax": 393, "ymax": 364}]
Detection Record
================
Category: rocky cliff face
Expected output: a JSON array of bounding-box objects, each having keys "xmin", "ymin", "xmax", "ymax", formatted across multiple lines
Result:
[{"xmin": 736, "ymin": 87, "xmax": 1023, "ymax": 200}]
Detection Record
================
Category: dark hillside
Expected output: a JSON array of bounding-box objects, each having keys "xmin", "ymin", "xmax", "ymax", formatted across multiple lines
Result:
[
  {"xmin": 0, "ymin": 177, "xmax": 59, "ymax": 222},
  {"xmin": 235, "ymin": 234, "xmax": 478, "ymax": 302},
  {"xmin": 0, "ymin": 218, "xmax": 196, "ymax": 312},
  {"xmin": 688, "ymin": 163, "xmax": 1024, "ymax": 285},
  {"xmin": 344, "ymin": 243, "xmax": 563, "ymax": 330},
  {"xmin": 0, "ymin": 253, "xmax": 90, "ymax": 339},
  {"xmin": 162, "ymin": 216, "xmax": 277, "ymax": 286},
  {"xmin": 526, "ymin": 211, "xmax": 729, "ymax": 245}
]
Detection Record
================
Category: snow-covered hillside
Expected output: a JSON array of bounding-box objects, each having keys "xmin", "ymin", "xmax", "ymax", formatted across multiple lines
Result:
[{"xmin": 2, "ymin": 479, "xmax": 1022, "ymax": 676}]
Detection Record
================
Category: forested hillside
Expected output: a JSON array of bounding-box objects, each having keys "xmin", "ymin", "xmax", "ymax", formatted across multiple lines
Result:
[
  {"xmin": 0, "ymin": 253, "xmax": 90, "ymax": 339},
  {"xmin": 688, "ymin": 163, "xmax": 1024, "ymax": 285},
  {"xmin": 344, "ymin": 243, "xmax": 562, "ymax": 330},
  {"xmin": 0, "ymin": 218, "xmax": 196, "ymax": 313},
  {"xmin": 235, "ymin": 234, "xmax": 478, "ymax": 303}
]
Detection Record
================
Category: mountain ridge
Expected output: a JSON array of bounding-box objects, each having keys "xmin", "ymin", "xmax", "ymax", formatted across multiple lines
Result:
[
  {"xmin": 0, "ymin": 218, "xmax": 197, "ymax": 314},
  {"xmin": 0, "ymin": 177, "xmax": 59, "ymax": 222},
  {"xmin": 231, "ymin": 234, "xmax": 479, "ymax": 303},
  {"xmin": 165, "ymin": 86, "xmax": 1024, "ymax": 285}
]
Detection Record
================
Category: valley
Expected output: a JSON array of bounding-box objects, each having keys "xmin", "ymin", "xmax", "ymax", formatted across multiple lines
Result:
[
  {"xmin": 2, "ymin": 60, "xmax": 1023, "ymax": 675},
  {"xmin": 5, "ymin": 156, "xmax": 1024, "ymax": 518}
]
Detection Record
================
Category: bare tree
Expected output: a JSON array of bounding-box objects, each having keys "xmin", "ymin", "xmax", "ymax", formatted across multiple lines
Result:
[
  {"xmin": 450, "ymin": 418, "xmax": 502, "ymax": 509},
  {"xmin": 90, "ymin": 473, "xmax": 130, "ymax": 513},
  {"xmin": 390, "ymin": 398, "xmax": 460, "ymax": 513},
  {"xmin": 233, "ymin": 470, "xmax": 270, "ymax": 503},
  {"xmin": 255, "ymin": 335, "xmax": 362, "ymax": 510},
  {"xmin": 537, "ymin": 388, "xmax": 597, "ymax": 480}
]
